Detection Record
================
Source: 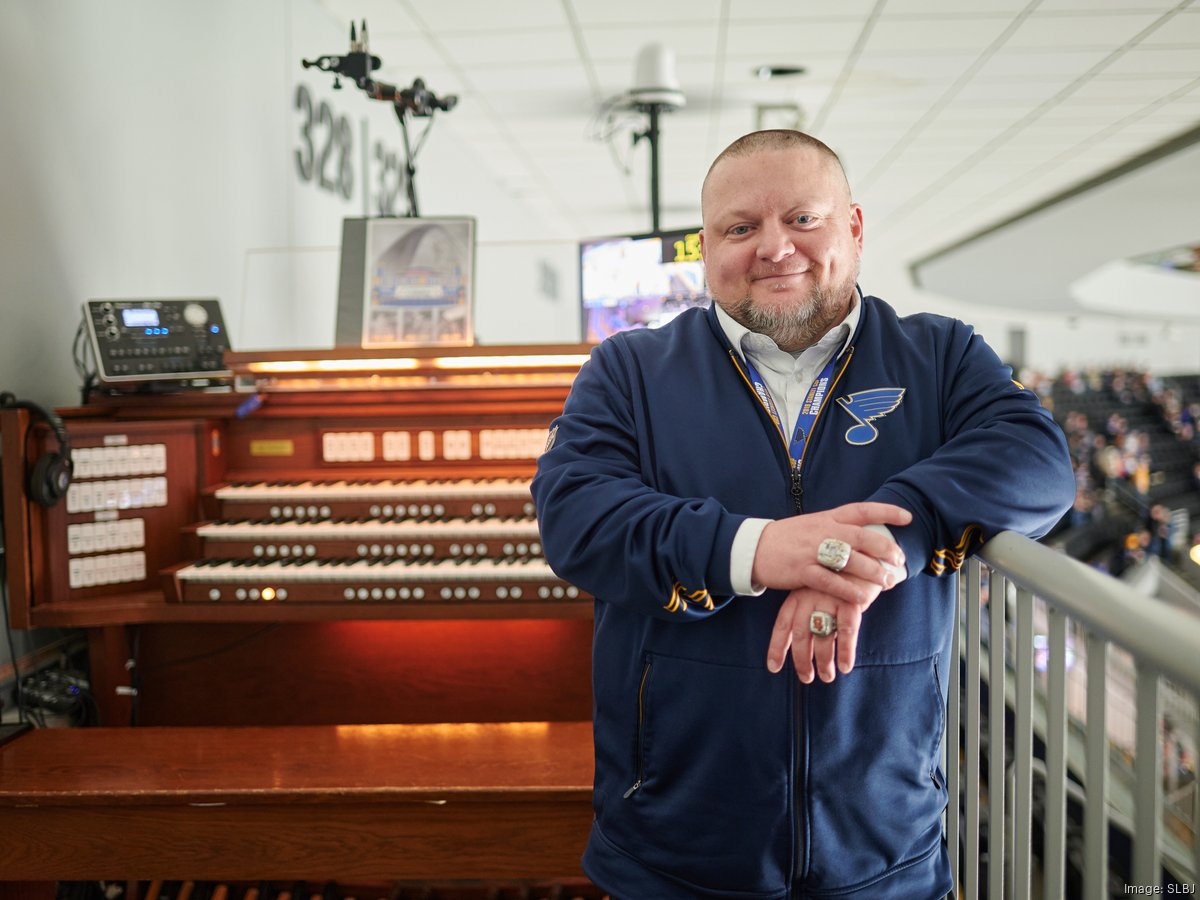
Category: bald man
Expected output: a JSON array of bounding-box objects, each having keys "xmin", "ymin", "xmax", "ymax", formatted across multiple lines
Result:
[{"xmin": 533, "ymin": 130, "xmax": 1074, "ymax": 899}]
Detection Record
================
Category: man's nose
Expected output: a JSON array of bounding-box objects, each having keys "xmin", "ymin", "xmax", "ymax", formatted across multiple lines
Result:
[{"xmin": 756, "ymin": 224, "xmax": 795, "ymax": 263}]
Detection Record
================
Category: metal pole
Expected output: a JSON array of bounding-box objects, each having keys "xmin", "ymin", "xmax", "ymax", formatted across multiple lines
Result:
[{"xmin": 647, "ymin": 104, "xmax": 661, "ymax": 232}]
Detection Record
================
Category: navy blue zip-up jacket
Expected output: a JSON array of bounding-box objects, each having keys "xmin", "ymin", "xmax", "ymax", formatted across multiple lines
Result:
[{"xmin": 532, "ymin": 295, "xmax": 1074, "ymax": 899}]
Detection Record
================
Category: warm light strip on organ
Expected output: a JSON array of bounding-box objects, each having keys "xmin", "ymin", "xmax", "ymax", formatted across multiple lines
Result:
[{"xmin": 244, "ymin": 353, "xmax": 590, "ymax": 375}]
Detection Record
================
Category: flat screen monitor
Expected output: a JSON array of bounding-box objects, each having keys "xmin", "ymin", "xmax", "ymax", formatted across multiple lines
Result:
[{"xmin": 580, "ymin": 227, "xmax": 712, "ymax": 342}]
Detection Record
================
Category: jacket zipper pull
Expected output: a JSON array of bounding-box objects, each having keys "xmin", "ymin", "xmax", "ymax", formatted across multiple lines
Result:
[
  {"xmin": 790, "ymin": 469, "xmax": 803, "ymax": 514},
  {"xmin": 623, "ymin": 779, "xmax": 642, "ymax": 798}
]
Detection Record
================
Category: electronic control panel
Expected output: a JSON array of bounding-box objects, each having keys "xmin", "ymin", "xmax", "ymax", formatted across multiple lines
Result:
[{"xmin": 84, "ymin": 298, "xmax": 232, "ymax": 387}]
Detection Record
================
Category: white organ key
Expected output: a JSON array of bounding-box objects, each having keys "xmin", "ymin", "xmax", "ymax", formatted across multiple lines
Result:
[
  {"xmin": 196, "ymin": 517, "xmax": 542, "ymax": 541},
  {"xmin": 175, "ymin": 557, "xmax": 558, "ymax": 584},
  {"xmin": 214, "ymin": 478, "xmax": 531, "ymax": 502}
]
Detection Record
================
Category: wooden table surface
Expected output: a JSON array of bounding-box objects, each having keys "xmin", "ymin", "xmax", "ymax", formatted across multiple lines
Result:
[{"xmin": 0, "ymin": 722, "xmax": 595, "ymax": 881}]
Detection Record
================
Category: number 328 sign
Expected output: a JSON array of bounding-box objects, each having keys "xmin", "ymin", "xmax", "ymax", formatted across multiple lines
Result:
[{"xmin": 293, "ymin": 82, "xmax": 405, "ymax": 216}]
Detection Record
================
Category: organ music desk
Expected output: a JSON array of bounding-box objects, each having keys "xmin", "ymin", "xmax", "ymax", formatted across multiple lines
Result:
[{"xmin": 0, "ymin": 345, "xmax": 600, "ymax": 889}]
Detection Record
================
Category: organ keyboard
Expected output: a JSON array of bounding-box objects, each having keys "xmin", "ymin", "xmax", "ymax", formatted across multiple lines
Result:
[
  {"xmin": 170, "ymin": 556, "xmax": 579, "ymax": 603},
  {"xmin": 192, "ymin": 514, "xmax": 543, "ymax": 558},
  {"xmin": 211, "ymin": 477, "xmax": 537, "ymax": 519}
]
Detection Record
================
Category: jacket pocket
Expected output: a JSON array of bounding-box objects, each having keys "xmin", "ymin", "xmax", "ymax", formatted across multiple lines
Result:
[
  {"xmin": 622, "ymin": 658, "xmax": 652, "ymax": 798},
  {"xmin": 803, "ymin": 653, "xmax": 948, "ymax": 891},
  {"xmin": 600, "ymin": 652, "xmax": 792, "ymax": 894}
]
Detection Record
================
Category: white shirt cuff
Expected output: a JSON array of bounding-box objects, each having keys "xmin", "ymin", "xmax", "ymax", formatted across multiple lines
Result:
[{"xmin": 731, "ymin": 517, "xmax": 772, "ymax": 596}]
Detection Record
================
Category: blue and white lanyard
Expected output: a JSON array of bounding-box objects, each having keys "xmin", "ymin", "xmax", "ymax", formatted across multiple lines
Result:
[{"xmin": 743, "ymin": 354, "xmax": 839, "ymax": 469}]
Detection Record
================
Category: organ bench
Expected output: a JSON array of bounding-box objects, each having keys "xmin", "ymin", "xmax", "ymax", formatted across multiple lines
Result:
[{"xmin": 0, "ymin": 721, "xmax": 594, "ymax": 883}]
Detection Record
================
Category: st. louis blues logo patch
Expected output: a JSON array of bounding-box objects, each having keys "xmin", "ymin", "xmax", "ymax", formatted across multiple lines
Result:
[{"xmin": 836, "ymin": 388, "xmax": 905, "ymax": 445}]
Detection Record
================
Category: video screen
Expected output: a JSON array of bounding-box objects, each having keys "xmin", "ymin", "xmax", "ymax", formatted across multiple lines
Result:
[{"xmin": 580, "ymin": 228, "xmax": 712, "ymax": 343}]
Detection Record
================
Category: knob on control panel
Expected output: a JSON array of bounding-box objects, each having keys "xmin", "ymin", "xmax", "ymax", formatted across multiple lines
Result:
[
  {"xmin": 83, "ymin": 298, "xmax": 233, "ymax": 388},
  {"xmin": 182, "ymin": 303, "xmax": 209, "ymax": 327}
]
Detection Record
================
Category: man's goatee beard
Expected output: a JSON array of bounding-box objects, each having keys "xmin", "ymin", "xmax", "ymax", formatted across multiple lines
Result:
[{"xmin": 722, "ymin": 285, "xmax": 851, "ymax": 353}]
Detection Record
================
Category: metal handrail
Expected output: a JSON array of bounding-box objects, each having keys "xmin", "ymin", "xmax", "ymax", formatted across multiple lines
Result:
[
  {"xmin": 953, "ymin": 531, "xmax": 1200, "ymax": 898},
  {"xmin": 978, "ymin": 531, "xmax": 1200, "ymax": 695}
]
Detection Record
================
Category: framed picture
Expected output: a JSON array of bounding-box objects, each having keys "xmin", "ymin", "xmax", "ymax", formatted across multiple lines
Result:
[{"xmin": 335, "ymin": 217, "xmax": 476, "ymax": 348}]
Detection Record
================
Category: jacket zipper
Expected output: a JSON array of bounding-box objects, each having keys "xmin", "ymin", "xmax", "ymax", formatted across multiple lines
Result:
[
  {"xmin": 789, "ymin": 676, "xmax": 802, "ymax": 893},
  {"xmin": 727, "ymin": 346, "xmax": 856, "ymax": 891},
  {"xmin": 623, "ymin": 659, "xmax": 652, "ymax": 798}
]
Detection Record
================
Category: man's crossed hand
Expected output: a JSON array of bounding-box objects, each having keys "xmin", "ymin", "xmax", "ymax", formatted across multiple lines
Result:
[{"xmin": 750, "ymin": 502, "xmax": 911, "ymax": 684}]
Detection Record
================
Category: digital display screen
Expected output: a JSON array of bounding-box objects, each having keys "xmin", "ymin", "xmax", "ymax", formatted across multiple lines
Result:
[
  {"xmin": 121, "ymin": 308, "xmax": 160, "ymax": 327},
  {"xmin": 580, "ymin": 228, "xmax": 712, "ymax": 343}
]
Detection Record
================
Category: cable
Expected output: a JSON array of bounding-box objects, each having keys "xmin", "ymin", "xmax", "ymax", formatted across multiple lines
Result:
[
  {"xmin": 0, "ymin": 552, "xmax": 28, "ymax": 725},
  {"xmin": 128, "ymin": 626, "xmax": 140, "ymax": 726},
  {"xmin": 72, "ymin": 315, "xmax": 98, "ymax": 404},
  {"xmin": 138, "ymin": 624, "xmax": 281, "ymax": 675},
  {"xmin": 0, "ymin": 434, "xmax": 29, "ymax": 725}
]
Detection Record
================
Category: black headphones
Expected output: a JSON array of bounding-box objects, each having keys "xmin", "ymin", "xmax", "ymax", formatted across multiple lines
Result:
[{"xmin": 0, "ymin": 392, "xmax": 73, "ymax": 507}]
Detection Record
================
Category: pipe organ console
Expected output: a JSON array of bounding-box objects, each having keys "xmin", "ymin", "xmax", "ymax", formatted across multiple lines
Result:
[{"xmin": 0, "ymin": 345, "xmax": 601, "ymax": 895}]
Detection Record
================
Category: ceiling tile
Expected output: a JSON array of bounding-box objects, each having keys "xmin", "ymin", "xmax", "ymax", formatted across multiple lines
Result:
[
  {"xmin": 1099, "ymin": 46, "xmax": 1200, "ymax": 76},
  {"xmin": 1138, "ymin": 8, "xmax": 1200, "ymax": 45},
  {"xmin": 317, "ymin": 0, "xmax": 422, "ymax": 33},
  {"xmin": 405, "ymin": 0, "xmax": 568, "ymax": 32},
  {"xmin": 952, "ymin": 76, "xmax": 1077, "ymax": 104},
  {"xmin": 726, "ymin": 0, "xmax": 878, "ymax": 18},
  {"xmin": 847, "ymin": 51, "xmax": 981, "ymax": 79},
  {"xmin": 467, "ymin": 61, "xmax": 592, "ymax": 96},
  {"xmin": 579, "ymin": 23, "xmax": 720, "ymax": 64},
  {"xmin": 1068, "ymin": 75, "xmax": 1198, "ymax": 102},
  {"xmin": 863, "ymin": 16, "xmax": 1014, "ymax": 53},
  {"xmin": 306, "ymin": 31, "xmax": 446, "ymax": 70},
  {"xmin": 1036, "ymin": 0, "xmax": 1190, "ymax": 11},
  {"xmin": 569, "ymin": 0, "xmax": 724, "ymax": 24},
  {"xmin": 880, "ymin": 0, "xmax": 1032, "ymax": 12},
  {"xmin": 437, "ymin": 27, "xmax": 579, "ymax": 66},
  {"xmin": 724, "ymin": 18, "xmax": 864, "ymax": 56},
  {"xmin": 1006, "ymin": 12, "xmax": 1166, "ymax": 50},
  {"xmin": 970, "ymin": 48, "xmax": 1114, "ymax": 78}
]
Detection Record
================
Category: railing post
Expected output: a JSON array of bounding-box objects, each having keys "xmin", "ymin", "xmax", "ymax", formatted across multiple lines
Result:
[
  {"xmin": 963, "ymin": 560, "xmax": 982, "ymax": 900},
  {"xmin": 1044, "ymin": 606, "xmax": 1068, "ymax": 900},
  {"xmin": 948, "ymin": 567, "xmax": 962, "ymax": 895},
  {"xmin": 1083, "ymin": 632, "xmax": 1109, "ymax": 900},
  {"xmin": 1133, "ymin": 664, "xmax": 1163, "ymax": 887},
  {"xmin": 988, "ymin": 570, "xmax": 1006, "ymax": 900},
  {"xmin": 1013, "ymin": 586, "xmax": 1035, "ymax": 900}
]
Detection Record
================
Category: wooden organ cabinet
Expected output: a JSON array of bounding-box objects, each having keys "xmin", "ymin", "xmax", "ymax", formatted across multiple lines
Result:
[{"xmin": 0, "ymin": 346, "xmax": 604, "ymax": 897}]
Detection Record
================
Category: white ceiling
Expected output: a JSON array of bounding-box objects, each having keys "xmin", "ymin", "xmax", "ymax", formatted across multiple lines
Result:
[{"xmin": 314, "ymin": 0, "xmax": 1200, "ymax": 311}]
